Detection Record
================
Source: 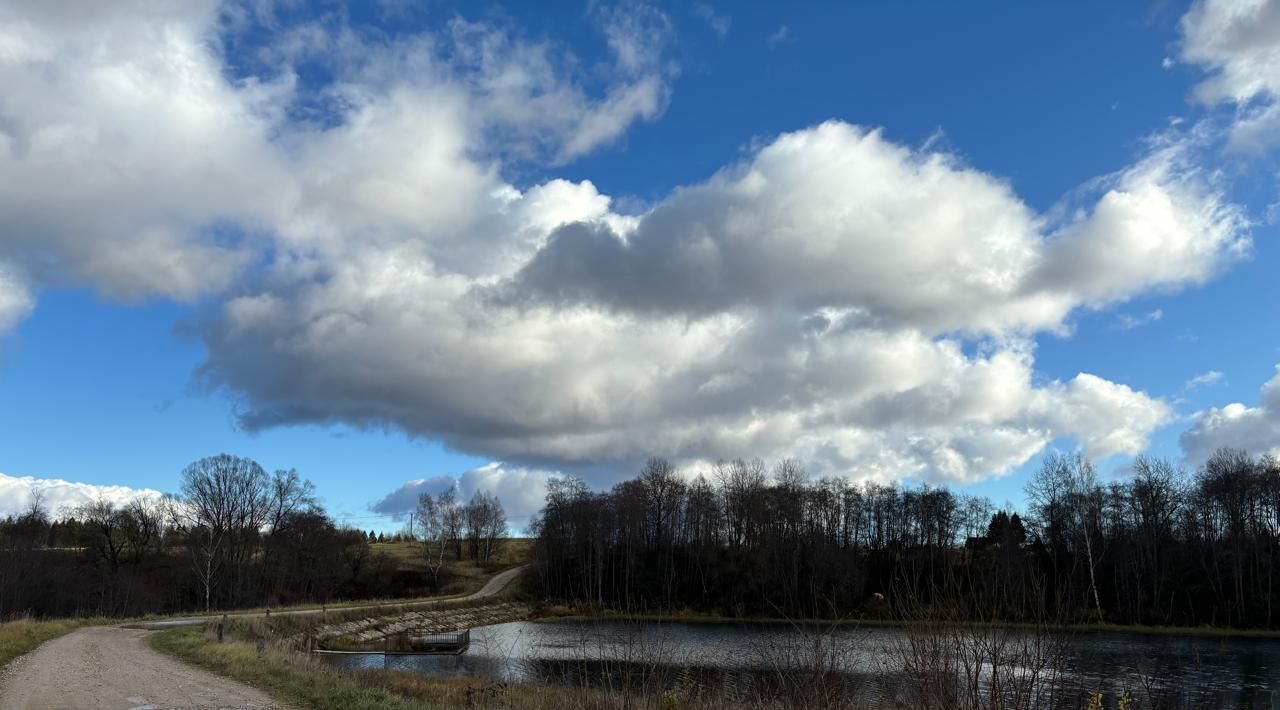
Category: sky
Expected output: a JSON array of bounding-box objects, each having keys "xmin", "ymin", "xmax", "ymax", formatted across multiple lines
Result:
[{"xmin": 3, "ymin": 0, "xmax": 1280, "ymax": 531}]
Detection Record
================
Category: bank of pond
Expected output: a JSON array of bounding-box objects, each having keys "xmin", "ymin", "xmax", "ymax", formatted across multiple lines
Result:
[{"xmin": 317, "ymin": 618, "xmax": 1279, "ymax": 708}]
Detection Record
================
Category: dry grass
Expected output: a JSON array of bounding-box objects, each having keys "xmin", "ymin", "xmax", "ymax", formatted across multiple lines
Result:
[
  {"xmin": 371, "ymin": 539, "xmax": 532, "ymax": 597},
  {"xmin": 0, "ymin": 616, "xmax": 104, "ymax": 668}
]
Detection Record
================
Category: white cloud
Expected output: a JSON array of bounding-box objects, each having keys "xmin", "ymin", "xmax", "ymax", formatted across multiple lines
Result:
[
  {"xmin": 1185, "ymin": 369, "xmax": 1225, "ymax": 389},
  {"xmin": 1113, "ymin": 308, "xmax": 1164, "ymax": 330},
  {"xmin": 692, "ymin": 4, "xmax": 731, "ymax": 39},
  {"xmin": 0, "ymin": 471, "xmax": 162, "ymax": 519},
  {"xmin": 507, "ymin": 123, "xmax": 1246, "ymax": 337},
  {"xmin": 0, "ymin": 2, "xmax": 1237, "ymax": 489},
  {"xmin": 767, "ymin": 25, "xmax": 790, "ymax": 47},
  {"xmin": 0, "ymin": 263, "xmax": 33, "ymax": 334},
  {"xmin": 1179, "ymin": 0, "xmax": 1280, "ymax": 152},
  {"xmin": 197, "ymin": 120, "xmax": 1210, "ymax": 485},
  {"xmin": 0, "ymin": 1, "xmax": 288, "ymax": 301},
  {"xmin": 1180, "ymin": 0, "xmax": 1280, "ymax": 104},
  {"xmin": 1181, "ymin": 365, "xmax": 1280, "ymax": 463},
  {"xmin": 1036, "ymin": 140, "xmax": 1249, "ymax": 306},
  {"xmin": 1028, "ymin": 374, "xmax": 1172, "ymax": 460},
  {"xmin": 0, "ymin": 0, "xmax": 677, "ymax": 311},
  {"xmin": 369, "ymin": 462, "xmax": 558, "ymax": 528}
]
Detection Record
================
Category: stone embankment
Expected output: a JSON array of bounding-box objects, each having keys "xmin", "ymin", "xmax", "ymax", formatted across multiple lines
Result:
[{"xmin": 309, "ymin": 601, "xmax": 531, "ymax": 647}]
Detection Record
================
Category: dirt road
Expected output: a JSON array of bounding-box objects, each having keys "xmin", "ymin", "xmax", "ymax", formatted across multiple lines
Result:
[
  {"xmin": 0, "ymin": 564, "xmax": 527, "ymax": 709},
  {"xmin": 0, "ymin": 625, "xmax": 289, "ymax": 709}
]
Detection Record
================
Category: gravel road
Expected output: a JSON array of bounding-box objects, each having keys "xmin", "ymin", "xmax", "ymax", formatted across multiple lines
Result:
[{"xmin": 0, "ymin": 625, "xmax": 289, "ymax": 709}]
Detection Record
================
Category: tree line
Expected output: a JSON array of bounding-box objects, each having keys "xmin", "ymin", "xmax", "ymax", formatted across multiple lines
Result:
[
  {"xmin": 0, "ymin": 454, "xmax": 508, "ymax": 619},
  {"xmin": 529, "ymin": 448, "xmax": 1280, "ymax": 629},
  {"xmin": 412, "ymin": 487, "xmax": 508, "ymax": 592}
]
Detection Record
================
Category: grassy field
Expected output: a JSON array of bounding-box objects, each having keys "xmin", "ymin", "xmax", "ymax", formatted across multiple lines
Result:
[
  {"xmin": 145, "ymin": 538, "xmax": 533, "ymax": 621},
  {"xmin": 0, "ymin": 617, "xmax": 101, "ymax": 668},
  {"xmin": 369, "ymin": 538, "xmax": 532, "ymax": 597},
  {"xmin": 150, "ymin": 625, "xmax": 670, "ymax": 710}
]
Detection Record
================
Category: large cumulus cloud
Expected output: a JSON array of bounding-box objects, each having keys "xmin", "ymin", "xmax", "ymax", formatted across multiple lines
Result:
[
  {"xmin": 505, "ymin": 123, "xmax": 1245, "ymax": 334},
  {"xmin": 200, "ymin": 120, "xmax": 1211, "ymax": 483},
  {"xmin": 0, "ymin": 1, "xmax": 285, "ymax": 305},
  {"xmin": 0, "ymin": 1, "xmax": 1249, "ymax": 490}
]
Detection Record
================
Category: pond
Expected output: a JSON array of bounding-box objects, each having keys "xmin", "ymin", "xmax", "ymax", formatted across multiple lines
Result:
[{"xmin": 320, "ymin": 619, "xmax": 1280, "ymax": 707}]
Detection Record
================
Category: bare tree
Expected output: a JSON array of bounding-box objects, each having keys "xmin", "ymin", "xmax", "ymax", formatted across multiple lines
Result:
[
  {"xmin": 415, "ymin": 491, "xmax": 450, "ymax": 592},
  {"xmin": 463, "ymin": 490, "xmax": 507, "ymax": 562},
  {"xmin": 1066, "ymin": 455, "xmax": 1106, "ymax": 622},
  {"xmin": 177, "ymin": 454, "xmax": 269, "ymax": 612},
  {"xmin": 76, "ymin": 497, "xmax": 129, "ymax": 572},
  {"xmin": 440, "ymin": 487, "xmax": 464, "ymax": 560},
  {"xmin": 266, "ymin": 468, "xmax": 318, "ymax": 536},
  {"xmin": 122, "ymin": 496, "xmax": 164, "ymax": 564},
  {"xmin": 481, "ymin": 492, "xmax": 507, "ymax": 562}
]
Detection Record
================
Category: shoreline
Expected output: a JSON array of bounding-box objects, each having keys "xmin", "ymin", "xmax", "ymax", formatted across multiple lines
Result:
[{"xmin": 533, "ymin": 610, "xmax": 1280, "ymax": 640}]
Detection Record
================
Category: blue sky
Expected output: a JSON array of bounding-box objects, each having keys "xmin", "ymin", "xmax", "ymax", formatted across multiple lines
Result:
[{"xmin": 2, "ymin": 0, "xmax": 1280, "ymax": 529}]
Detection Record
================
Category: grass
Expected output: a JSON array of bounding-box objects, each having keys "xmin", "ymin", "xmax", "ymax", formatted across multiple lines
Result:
[
  {"xmin": 371, "ymin": 538, "xmax": 532, "ymax": 598},
  {"xmin": 150, "ymin": 626, "xmax": 422, "ymax": 710},
  {"xmin": 0, "ymin": 616, "xmax": 102, "ymax": 668}
]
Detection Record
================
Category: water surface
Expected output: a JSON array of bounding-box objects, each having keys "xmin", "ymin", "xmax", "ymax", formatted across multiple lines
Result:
[{"xmin": 322, "ymin": 619, "xmax": 1280, "ymax": 707}]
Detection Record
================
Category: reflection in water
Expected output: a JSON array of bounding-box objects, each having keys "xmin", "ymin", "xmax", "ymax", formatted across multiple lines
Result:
[{"xmin": 321, "ymin": 620, "xmax": 1280, "ymax": 708}]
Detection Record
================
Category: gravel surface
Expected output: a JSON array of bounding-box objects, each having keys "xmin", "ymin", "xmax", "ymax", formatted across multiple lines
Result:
[{"xmin": 0, "ymin": 625, "xmax": 291, "ymax": 709}]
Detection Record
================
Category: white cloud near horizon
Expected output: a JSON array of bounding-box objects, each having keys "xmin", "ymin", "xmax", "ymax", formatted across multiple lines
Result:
[
  {"xmin": 369, "ymin": 463, "xmax": 558, "ymax": 527},
  {"xmin": 0, "ymin": 0, "xmax": 1259, "ymax": 491},
  {"xmin": 0, "ymin": 471, "xmax": 162, "ymax": 519},
  {"xmin": 1182, "ymin": 365, "xmax": 1280, "ymax": 463}
]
